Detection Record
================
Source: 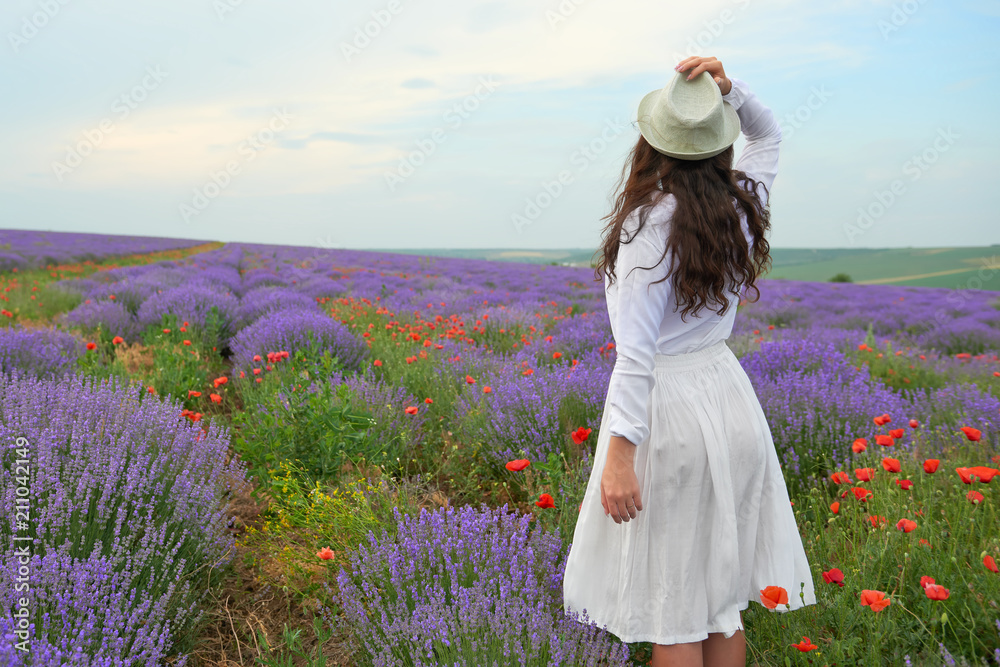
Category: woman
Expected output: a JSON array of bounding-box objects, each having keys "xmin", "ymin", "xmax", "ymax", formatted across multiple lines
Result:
[{"xmin": 562, "ymin": 56, "xmax": 816, "ymax": 667}]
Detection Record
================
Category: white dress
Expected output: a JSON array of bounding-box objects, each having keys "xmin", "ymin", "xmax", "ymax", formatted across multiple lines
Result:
[{"xmin": 562, "ymin": 77, "xmax": 817, "ymax": 645}]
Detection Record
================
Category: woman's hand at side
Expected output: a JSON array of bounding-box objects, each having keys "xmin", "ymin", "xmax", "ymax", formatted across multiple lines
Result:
[
  {"xmin": 601, "ymin": 435, "xmax": 644, "ymax": 523},
  {"xmin": 675, "ymin": 56, "xmax": 732, "ymax": 96}
]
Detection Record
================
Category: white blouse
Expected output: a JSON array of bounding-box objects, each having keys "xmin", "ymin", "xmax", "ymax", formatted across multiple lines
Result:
[{"xmin": 604, "ymin": 76, "xmax": 781, "ymax": 448}]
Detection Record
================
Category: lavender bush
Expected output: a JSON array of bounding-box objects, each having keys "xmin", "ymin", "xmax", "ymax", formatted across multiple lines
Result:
[
  {"xmin": 740, "ymin": 334, "xmax": 912, "ymax": 489},
  {"xmin": 229, "ymin": 307, "xmax": 367, "ymax": 373},
  {"xmin": 236, "ymin": 286, "xmax": 319, "ymax": 329},
  {"xmin": 0, "ymin": 327, "xmax": 84, "ymax": 379},
  {"xmin": 333, "ymin": 503, "xmax": 631, "ymax": 666},
  {"xmin": 59, "ymin": 300, "xmax": 142, "ymax": 343},
  {"xmin": 136, "ymin": 284, "xmax": 239, "ymax": 349},
  {"xmin": 342, "ymin": 371, "xmax": 431, "ymax": 464},
  {"xmin": 0, "ymin": 371, "xmax": 249, "ymax": 665},
  {"xmin": 452, "ymin": 353, "xmax": 611, "ymax": 468}
]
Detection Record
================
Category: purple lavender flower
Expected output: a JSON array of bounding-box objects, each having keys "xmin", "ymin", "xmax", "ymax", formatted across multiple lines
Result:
[
  {"xmin": 334, "ymin": 503, "xmax": 630, "ymax": 666},
  {"xmin": 740, "ymin": 333, "xmax": 911, "ymax": 487},
  {"xmin": 0, "ymin": 327, "xmax": 84, "ymax": 379},
  {"xmin": 0, "ymin": 370, "xmax": 248, "ymax": 666},
  {"xmin": 59, "ymin": 300, "xmax": 142, "ymax": 343},
  {"xmin": 236, "ymin": 286, "xmax": 319, "ymax": 329},
  {"xmin": 340, "ymin": 372, "xmax": 429, "ymax": 469},
  {"xmin": 229, "ymin": 307, "xmax": 368, "ymax": 373},
  {"xmin": 136, "ymin": 284, "xmax": 239, "ymax": 348},
  {"xmin": 0, "ymin": 229, "xmax": 204, "ymax": 269}
]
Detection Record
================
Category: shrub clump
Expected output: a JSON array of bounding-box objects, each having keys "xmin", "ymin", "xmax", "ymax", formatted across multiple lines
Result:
[
  {"xmin": 0, "ymin": 371, "xmax": 249, "ymax": 665},
  {"xmin": 333, "ymin": 503, "xmax": 631, "ymax": 666}
]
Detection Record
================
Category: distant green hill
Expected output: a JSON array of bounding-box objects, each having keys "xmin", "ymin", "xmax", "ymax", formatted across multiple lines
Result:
[{"xmin": 368, "ymin": 246, "xmax": 1000, "ymax": 291}]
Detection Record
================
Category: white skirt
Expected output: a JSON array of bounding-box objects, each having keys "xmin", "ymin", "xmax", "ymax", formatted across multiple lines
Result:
[{"xmin": 562, "ymin": 339, "xmax": 816, "ymax": 645}]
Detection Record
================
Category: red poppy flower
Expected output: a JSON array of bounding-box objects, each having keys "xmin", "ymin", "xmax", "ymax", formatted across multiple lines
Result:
[
  {"xmin": 162, "ymin": 328, "xmax": 171, "ymax": 334},
  {"xmin": 920, "ymin": 575, "xmax": 936, "ymax": 589},
  {"xmin": 924, "ymin": 583, "xmax": 949, "ymax": 601},
  {"xmin": 483, "ymin": 386, "xmax": 492, "ymax": 393},
  {"xmin": 791, "ymin": 636, "xmax": 818, "ymax": 652},
  {"xmin": 147, "ymin": 386, "xmax": 156, "ymax": 394},
  {"xmin": 923, "ymin": 459, "xmax": 940, "ymax": 474},
  {"xmin": 552, "ymin": 351, "xmax": 562, "ymax": 360},
  {"xmin": 855, "ymin": 468, "xmax": 875, "ymax": 482},
  {"xmin": 895, "ymin": 518, "xmax": 917, "ymax": 533},
  {"xmin": 465, "ymin": 374, "xmax": 476, "ymax": 384},
  {"xmin": 112, "ymin": 336, "xmax": 124, "ymax": 345},
  {"xmin": 852, "ymin": 487, "xmax": 873, "ymax": 501},
  {"xmin": 316, "ymin": 547, "xmax": 335, "ymax": 560},
  {"xmin": 875, "ymin": 434, "xmax": 894, "ymax": 447},
  {"xmin": 960, "ymin": 426, "xmax": 981, "ymax": 442},
  {"xmin": 830, "ymin": 471, "xmax": 852, "ymax": 484},
  {"xmin": 889, "ymin": 428, "xmax": 904, "ymax": 439},
  {"xmin": 86, "ymin": 342, "xmax": 96, "ymax": 350},
  {"xmin": 188, "ymin": 390, "xmax": 201, "ymax": 398},
  {"xmin": 859, "ymin": 589, "xmax": 891, "ymax": 612},
  {"xmin": 967, "ymin": 490, "xmax": 985, "ymax": 504},
  {"xmin": 956, "ymin": 467, "xmax": 975, "ymax": 484},
  {"xmin": 759, "ymin": 586, "xmax": 788, "ymax": 609},
  {"xmin": 909, "ymin": 419, "xmax": 919, "ymax": 428},
  {"xmin": 852, "ymin": 438, "xmax": 868, "ymax": 453},
  {"xmin": 505, "ymin": 459, "xmax": 530, "ymax": 472},
  {"xmin": 535, "ymin": 493, "xmax": 555, "ymax": 509},
  {"xmin": 404, "ymin": 406, "xmax": 418, "ymax": 415},
  {"xmin": 967, "ymin": 466, "xmax": 998, "ymax": 483},
  {"xmin": 183, "ymin": 340, "xmax": 191, "ymax": 346},
  {"xmin": 254, "ymin": 354, "xmax": 262, "ymax": 362},
  {"xmin": 868, "ymin": 515, "xmax": 887, "ymax": 528},
  {"xmin": 209, "ymin": 393, "xmax": 222, "ymax": 404},
  {"xmin": 895, "ymin": 479, "xmax": 913, "ymax": 490},
  {"xmin": 821, "ymin": 567, "xmax": 845, "ymax": 587},
  {"xmin": 213, "ymin": 376, "xmax": 228, "ymax": 388},
  {"xmin": 830, "ymin": 501, "xmax": 840, "ymax": 514},
  {"xmin": 571, "ymin": 427, "xmax": 592, "ymax": 444},
  {"xmin": 881, "ymin": 458, "xmax": 901, "ymax": 473},
  {"xmin": 919, "ymin": 538, "xmax": 932, "ymax": 548},
  {"xmin": 984, "ymin": 555, "xmax": 999, "ymax": 573}
]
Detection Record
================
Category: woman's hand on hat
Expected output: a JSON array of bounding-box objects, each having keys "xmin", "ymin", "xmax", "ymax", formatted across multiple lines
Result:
[{"xmin": 675, "ymin": 56, "xmax": 732, "ymax": 96}]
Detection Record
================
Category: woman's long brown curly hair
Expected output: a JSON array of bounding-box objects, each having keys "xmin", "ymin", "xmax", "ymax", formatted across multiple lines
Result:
[{"xmin": 593, "ymin": 134, "xmax": 772, "ymax": 322}]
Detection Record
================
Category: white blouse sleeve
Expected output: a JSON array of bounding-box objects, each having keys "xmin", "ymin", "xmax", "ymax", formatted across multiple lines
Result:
[
  {"xmin": 723, "ymin": 77, "xmax": 782, "ymax": 205},
  {"xmin": 605, "ymin": 227, "xmax": 674, "ymax": 447}
]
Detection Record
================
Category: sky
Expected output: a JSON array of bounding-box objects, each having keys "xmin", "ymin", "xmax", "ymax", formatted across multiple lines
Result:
[{"xmin": 1, "ymin": 0, "xmax": 997, "ymax": 251}]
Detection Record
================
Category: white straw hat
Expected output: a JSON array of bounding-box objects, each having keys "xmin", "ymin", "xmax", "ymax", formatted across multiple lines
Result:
[{"xmin": 636, "ymin": 69, "xmax": 741, "ymax": 160}]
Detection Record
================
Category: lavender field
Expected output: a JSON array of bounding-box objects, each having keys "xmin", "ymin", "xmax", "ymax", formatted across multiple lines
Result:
[
  {"xmin": 1, "ymin": 236, "xmax": 999, "ymax": 666},
  {"xmin": 0, "ymin": 229, "xmax": 209, "ymax": 272}
]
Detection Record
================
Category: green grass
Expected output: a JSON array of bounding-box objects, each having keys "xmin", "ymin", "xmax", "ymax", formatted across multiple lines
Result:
[{"xmin": 762, "ymin": 246, "xmax": 1000, "ymax": 289}]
